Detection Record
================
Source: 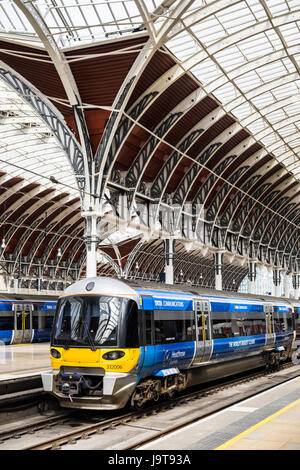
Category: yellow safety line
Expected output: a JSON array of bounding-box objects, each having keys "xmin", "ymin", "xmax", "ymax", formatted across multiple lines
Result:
[{"xmin": 216, "ymin": 397, "xmax": 300, "ymax": 450}]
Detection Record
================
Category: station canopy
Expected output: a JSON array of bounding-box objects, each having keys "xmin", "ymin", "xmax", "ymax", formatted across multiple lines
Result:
[{"xmin": 0, "ymin": 0, "xmax": 299, "ymax": 291}]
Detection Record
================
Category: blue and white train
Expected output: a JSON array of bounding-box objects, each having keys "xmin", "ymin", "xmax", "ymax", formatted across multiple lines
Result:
[
  {"xmin": 0, "ymin": 294, "xmax": 57, "ymax": 345},
  {"xmin": 42, "ymin": 277, "xmax": 299, "ymax": 410}
]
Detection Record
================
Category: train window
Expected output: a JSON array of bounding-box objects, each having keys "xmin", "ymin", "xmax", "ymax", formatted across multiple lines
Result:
[
  {"xmin": 0, "ymin": 312, "xmax": 13, "ymax": 330},
  {"xmin": 211, "ymin": 311, "xmax": 266, "ymax": 339},
  {"xmin": 54, "ymin": 296, "xmax": 83, "ymax": 344},
  {"xmin": 153, "ymin": 310, "xmax": 195, "ymax": 344},
  {"xmin": 145, "ymin": 311, "xmax": 153, "ymax": 345},
  {"xmin": 123, "ymin": 300, "xmax": 139, "ymax": 348},
  {"xmin": 243, "ymin": 317, "xmax": 266, "ymax": 335},
  {"xmin": 273, "ymin": 310, "xmax": 293, "ymax": 333},
  {"xmin": 53, "ymin": 295, "xmax": 123, "ymax": 348},
  {"xmin": 211, "ymin": 313, "xmax": 233, "ymax": 339},
  {"xmin": 87, "ymin": 296, "xmax": 120, "ymax": 346},
  {"xmin": 32, "ymin": 311, "xmax": 54, "ymax": 329}
]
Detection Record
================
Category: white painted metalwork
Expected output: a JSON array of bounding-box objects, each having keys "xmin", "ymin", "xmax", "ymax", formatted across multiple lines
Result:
[{"xmin": 0, "ymin": 0, "xmax": 299, "ymax": 286}]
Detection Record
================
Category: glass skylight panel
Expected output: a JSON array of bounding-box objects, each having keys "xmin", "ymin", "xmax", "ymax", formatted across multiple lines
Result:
[
  {"xmin": 216, "ymin": 3, "xmax": 257, "ymax": 35},
  {"xmin": 191, "ymin": 58, "xmax": 221, "ymax": 85},
  {"xmin": 214, "ymin": 45, "xmax": 246, "ymax": 71},
  {"xmin": 234, "ymin": 70, "xmax": 262, "ymax": 92},
  {"xmin": 261, "ymin": 133, "xmax": 277, "ymax": 145},
  {"xmin": 0, "ymin": 1, "xmax": 31, "ymax": 32},
  {"xmin": 232, "ymin": 101, "xmax": 254, "ymax": 120},
  {"xmin": 124, "ymin": 1, "xmax": 141, "ymax": 19},
  {"xmin": 273, "ymin": 144, "xmax": 288, "ymax": 156},
  {"xmin": 0, "ymin": 78, "xmax": 78, "ymax": 193},
  {"xmin": 256, "ymin": 60, "xmax": 288, "ymax": 83},
  {"xmin": 277, "ymin": 124, "xmax": 296, "ymax": 137},
  {"xmin": 213, "ymin": 82, "xmax": 240, "ymax": 103},
  {"xmin": 278, "ymin": 23, "xmax": 300, "ymax": 48},
  {"xmin": 266, "ymin": 0, "xmax": 290, "ymax": 16},
  {"xmin": 248, "ymin": 118, "xmax": 266, "ymax": 133},
  {"xmin": 190, "ymin": 17, "xmax": 225, "ymax": 46},
  {"xmin": 251, "ymin": 91, "xmax": 275, "ymax": 108},
  {"xmin": 282, "ymin": 157, "xmax": 297, "ymax": 166},
  {"xmin": 237, "ymin": 33, "xmax": 276, "ymax": 61},
  {"xmin": 248, "ymin": 0, "xmax": 268, "ymax": 20},
  {"xmin": 282, "ymin": 57, "xmax": 296, "ymax": 74},
  {"xmin": 266, "ymin": 108, "xmax": 286, "ymax": 124},
  {"xmin": 272, "ymin": 81, "xmax": 300, "ymax": 101}
]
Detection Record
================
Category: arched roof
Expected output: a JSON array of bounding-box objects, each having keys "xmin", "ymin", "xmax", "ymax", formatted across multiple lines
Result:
[{"xmin": 0, "ymin": 0, "xmax": 299, "ymax": 291}]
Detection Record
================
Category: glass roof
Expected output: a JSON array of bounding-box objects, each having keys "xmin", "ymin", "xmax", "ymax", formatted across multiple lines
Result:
[
  {"xmin": 0, "ymin": 78, "xmax": 78, "ymax": 194},
  {"xmin": 0, "ymin": 0, "xmax": 299, "ymax": 181},
  {"xmin": 164, "ymin": 0, "xmax": 300, "ymax": 180}
]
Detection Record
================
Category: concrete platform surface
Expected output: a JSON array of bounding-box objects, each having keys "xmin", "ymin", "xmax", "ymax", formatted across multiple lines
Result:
[
  {"xmin": 140, "ymin": 375, "xmax": 300, "ymax": 450},
  {"xmin": 0, "ymin": 343, "xmax": 51, "ymax": 381}
]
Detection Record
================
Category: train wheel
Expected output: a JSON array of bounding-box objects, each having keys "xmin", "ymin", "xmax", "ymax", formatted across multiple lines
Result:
[{"xmin": 133, "ymin": 399, "xmax": 144, "ymax": 410}]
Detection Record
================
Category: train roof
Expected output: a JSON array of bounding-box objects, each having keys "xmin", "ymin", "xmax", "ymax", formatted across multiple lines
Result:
[
  {"xmin": 60, "ymin": 277, "xmax": 297, "ymax": 307},
  {"xmin": 0, "ymin": 292, "xmax": 58, "ymax": 301},
  {"xmin": 125, "ymin": 279, "xmax": 294, "ymax": 303},
  {"xmin": 63, "ymin": 277, "xmax": 139, "ymax": 302}
]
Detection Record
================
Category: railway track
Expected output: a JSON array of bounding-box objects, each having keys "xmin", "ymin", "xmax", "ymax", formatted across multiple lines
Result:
[{"xmin": 1, "ymin": 362, "xmax": 297, "ymax": 450}]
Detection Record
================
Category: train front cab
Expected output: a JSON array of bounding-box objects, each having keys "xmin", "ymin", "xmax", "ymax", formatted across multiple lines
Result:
[{"xmin": 42, "ymin": 283, "xmax": 142, "ymax": 410}]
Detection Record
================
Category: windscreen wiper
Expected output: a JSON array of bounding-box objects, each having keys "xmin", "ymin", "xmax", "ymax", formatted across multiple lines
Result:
[{"xmin": 83, "ymin": 323, "xmax": 97, "ymax": 351}]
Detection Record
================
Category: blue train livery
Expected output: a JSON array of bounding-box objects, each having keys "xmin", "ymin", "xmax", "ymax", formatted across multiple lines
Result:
[
  {"xmin": 0, "ymin": 294, "xmax": 57, "ymax": 345},
  {"xmin": 42, "ymin": 277, "xmax": 298, "ymax": 410}
]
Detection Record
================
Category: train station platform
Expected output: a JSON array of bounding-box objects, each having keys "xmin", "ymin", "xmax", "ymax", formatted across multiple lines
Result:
[
  {"xmin": 0, "ymin": 343, "xmax": 51, "ymax": 400},
  {"xmin": 140, "ymin": 375, "xmax": 300, "ymax": 451}
]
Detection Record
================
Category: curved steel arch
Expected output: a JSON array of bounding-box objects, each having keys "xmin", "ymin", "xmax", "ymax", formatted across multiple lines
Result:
[
  {"xmin": 12, "ymin": 0, "xmax": 94, "ymax": 197},
  {"xmin": 255, "ymin": 193, "xmax": 299, "ymax": 248},
  {"xmin": 270, "ymin": 208, "xmax": 300, "ymax": 251},
  {"xmin": 244, "ymin": 179, "xmax": 295, "ymax": 241},
  {"xmin": 0, "ymin": 64, "xmax": 86, "ymax": 192},
  {"xmin": 125, "ymin": 87, "xmax": 206, "ymax": 209}
]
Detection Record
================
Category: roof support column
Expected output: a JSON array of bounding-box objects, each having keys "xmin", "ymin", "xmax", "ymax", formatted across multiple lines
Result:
[
  {"xmin": 248, "ymin": 261, "xmax": 256, "ymax": 295},
  {"xmin": 214, "ymin": 251, "xmax": 223, "ymax": 291},
  {"xmin": 292, "ymin": 274, "xmax": 300, "ymax": 300},
  {"xmin": 83, "ymin": 212, "xmax": 99, "ymax": 279},
  {"xmin": 164, "ymin": 239, "xmax": 175, "ymax": 285},
  {"xmin": 283, "ymin": 270, "xmax": 290, "ymax": 298},
  {"xmin": 273, "ymin": 268, "xmax": 281, "ymax": 297},
  {"xmin": 13, "ymin": 278, "xmax": 19, "ymax": 294}
]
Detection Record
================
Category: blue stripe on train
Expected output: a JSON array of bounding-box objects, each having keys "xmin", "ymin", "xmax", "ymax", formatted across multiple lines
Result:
[
  {"xmin": 211, "ymin": 334, "xmax": 266, "ymax": 360},
  {"xmin": 0, "ymin": 330, "xmax": 13, "ymax": 345},
  {"xmin": 138, "ymin": 342, "xmax": 195, "ymax": 378},
  {"xmin": 32, "ymin": 328, "xmax": 52, "ymax": 343}
]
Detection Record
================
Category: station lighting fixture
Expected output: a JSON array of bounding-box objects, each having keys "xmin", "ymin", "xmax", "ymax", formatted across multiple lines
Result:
[
  {"xmin": 57, "ymin": 247, "xmax": 62, "ymax": 258},
  {"xmin": 1, "ymin": 238, "xmax": 6, "ymax": 250}
]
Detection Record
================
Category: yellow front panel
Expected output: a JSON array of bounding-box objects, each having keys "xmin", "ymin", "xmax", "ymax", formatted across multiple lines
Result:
[{"xmin": 51, "ymin": 347, "xmax": 140, "ymax": 373}]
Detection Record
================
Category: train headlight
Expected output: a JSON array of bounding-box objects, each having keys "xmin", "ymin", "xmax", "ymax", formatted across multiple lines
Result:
[
  {"xmin": 102, "ymin": 351, "xmax": 125, "ymax": 360},
  {"xmin": 51, "ymin": 348, "xmax": 61, "ymax": 359}
]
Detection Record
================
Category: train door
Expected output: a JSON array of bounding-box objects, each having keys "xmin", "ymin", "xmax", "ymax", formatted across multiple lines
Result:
[
  {"xmin": 192, "ymin": 300, "xmax": 213, "ymax": 365},
  {"xmin": 264, "ymin": 304, "xmax": 275, "ymax": 348},
  {"xmin": 11, "ymin": 304, "xmax": 33, "ymax": 344}
]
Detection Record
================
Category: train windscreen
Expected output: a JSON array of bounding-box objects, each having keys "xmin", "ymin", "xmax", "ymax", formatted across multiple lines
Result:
[{"xmin": 52, "ymin": 295, "xmax": 122, "ymax": 348}]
